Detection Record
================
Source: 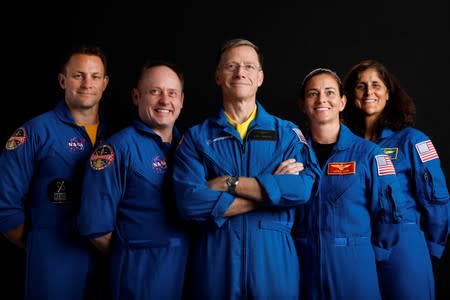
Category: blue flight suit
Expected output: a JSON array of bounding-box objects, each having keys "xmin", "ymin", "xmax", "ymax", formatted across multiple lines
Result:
[
  {"xmin": 172, "ymin": 103, "xmax": 316, "ymax": 300},
  {"xmin": 294, "ymin": 124, "xmax": 405, "ymax": 300},
  {"xmin": 78, "ymin": 118, "xmax": 190, "ymax": 300},
  {"xmin": 0, "ymin": 100, "xmax": 107, "ymax": 300},
  {"xmin": 375, "ymin": 127, "xmax": 449, "ymax": 300}
]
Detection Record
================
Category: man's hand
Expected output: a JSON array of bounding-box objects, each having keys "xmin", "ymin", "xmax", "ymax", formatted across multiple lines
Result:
[
  {"xmin": 3, "ymin": 223, "xmax": 26, "ymax": 249},
  {"xmin": 207, "ymin": 175, "xmax": 228, "ymax": 192},
  {"xmin": 274, "ymin": 158, "xmax": 304, "ymax": 175},
  {"xmin": 90, "ymin": 232, "xmax": 112, "ymax": 255}
]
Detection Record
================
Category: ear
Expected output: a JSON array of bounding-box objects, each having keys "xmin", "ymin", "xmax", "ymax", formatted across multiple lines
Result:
[
  {"xmin": 298, "ymin": 97, "xmax": 305, "ymax": 112},
  {"xmin": 257, "ymin": 70, "xmax": 264, "ymax": 87},
  {"xmin": 58, "ymin": 73, "xmax": 66, "ymax": 89},
  {"xmin": 131, "ymin": 88, "xmax": 139, "ymax": 106},
  {"xmin": 180, "ymin": 92, "xmax": 185, "ymax": 108},
  {"xmin": 339, "ymin": 94, "xmax": 347, "ymax": 111},
  {"xmin": 215, "ymin": 69, "xmax": 221, "ymax": 86},
  {"xmin": 102, "ymin": 75, "xmax": 110, "ymax": 91}
]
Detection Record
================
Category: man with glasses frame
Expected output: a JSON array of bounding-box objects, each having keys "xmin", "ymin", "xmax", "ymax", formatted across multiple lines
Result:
[{"xmin": 172, "ymin": 38, "xmax": 317, "ymax": 299}]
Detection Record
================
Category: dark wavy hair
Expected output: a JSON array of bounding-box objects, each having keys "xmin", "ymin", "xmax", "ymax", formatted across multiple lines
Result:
[{"xmin": 342, "ymin": 59, "xmax": 415, "ymax": 137}]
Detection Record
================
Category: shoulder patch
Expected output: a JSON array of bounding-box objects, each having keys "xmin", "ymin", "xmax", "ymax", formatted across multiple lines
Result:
[
  {"xmin": 292, "ymin": 128, "xmax": 308, "ymax": 145},
  {"xmin": 5, "ymin": 127, "xmax": 27, "ymax": 150},
  {"xmin": 90, "ymin": 144, "xmax": 115, "ymax": 170},
  {"xmin": 375, "ymin": 154, "xmax": 396, "ymax": 176},
  {"xmin": 415, "ymin": 140, "xmax": 438, "ymax": 163}
]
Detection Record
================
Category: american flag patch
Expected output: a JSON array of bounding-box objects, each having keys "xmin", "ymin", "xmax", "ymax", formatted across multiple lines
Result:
[
  {"xmin": 415, "ymin": 140, "xmax": 439, "ymax": 163},
  {"xmin": 375, "ymin": 155, "xmax": 396, "ymax": 176},
  {"xmin": 292, "ymin": 128, "xmax": 308, "ymax": 145}
]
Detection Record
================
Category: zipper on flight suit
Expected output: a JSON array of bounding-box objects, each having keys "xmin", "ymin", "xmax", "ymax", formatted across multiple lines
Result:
[{"xmin": 240, "ymin": 131, "xmax": 250, "ymax": 297}]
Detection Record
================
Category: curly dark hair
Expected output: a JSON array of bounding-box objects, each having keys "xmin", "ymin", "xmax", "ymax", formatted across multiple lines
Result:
[{"xmin": 342, "ymin": 59, "xmax": 415, "ymax": 137}]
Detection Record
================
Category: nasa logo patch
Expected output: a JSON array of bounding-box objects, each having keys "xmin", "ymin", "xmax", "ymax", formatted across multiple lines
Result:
[
  {"xmin": 67, "ymin": 137, "xmax": 86, "ymax": 152},
  {"xmin": 152, "ymin": 155, "xmax": 167, "ymax": 173}
]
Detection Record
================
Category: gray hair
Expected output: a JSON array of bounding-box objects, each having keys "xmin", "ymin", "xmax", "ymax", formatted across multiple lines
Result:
[{"xmin": 216, "ymin": 38, "xmax": 263, "ymax": 68}]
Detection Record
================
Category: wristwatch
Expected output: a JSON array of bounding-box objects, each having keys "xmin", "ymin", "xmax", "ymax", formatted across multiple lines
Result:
[{"xmin": 226, "ymin": 176, "xmax": 239, "ymax": 194}]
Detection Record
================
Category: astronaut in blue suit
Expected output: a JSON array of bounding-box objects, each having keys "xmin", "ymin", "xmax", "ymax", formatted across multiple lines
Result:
[
  {"xmin": 343, "ymin": 59, "xmax": 449, "ymax": 300},
  {"xmin": 0, "ymin": 45, "xmax": 110, "ymax": 299},
  {"xmin": 78, "ymin": 60, "xmax": 190, "ymax": 300},
  {"xmin": 172, "ymin": 38, "xmax": 316, "ymax": 300},
  {"xmin": 294, "ymin": 68, "xmax": 406, "ymax": 300}
]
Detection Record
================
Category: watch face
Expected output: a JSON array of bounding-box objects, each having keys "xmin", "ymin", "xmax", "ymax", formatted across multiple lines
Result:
[
  {"xmin": 228, "ymin": 176, "xmax": 238, "ymax": 186},
  {"xmin": 227, "ymin": 176, "xmax": 239, "ymax": 194}
]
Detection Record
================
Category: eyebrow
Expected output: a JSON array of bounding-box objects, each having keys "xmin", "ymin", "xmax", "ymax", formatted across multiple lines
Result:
[{"xmin": 306, "ymin": 87, "xmax": 337, "ymax": 92}]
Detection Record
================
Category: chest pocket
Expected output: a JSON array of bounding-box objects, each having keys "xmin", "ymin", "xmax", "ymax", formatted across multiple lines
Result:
[
  {"xmin": 130, "ymin": 161, "xmax": 167, "ymax": 191},
  {"xmin": 38, "ymin": 143, "xmax": 90, "ymax": 206},
  {"xmin": 389, "ymin": 149, "xmax": 408, "ymax": 174},
  {"xmin": 422, "ymin": 166, "xmax": 449, "ymax": 204},
  {"xmin": 201, "ymin": 149, "xmax": 233, "ymax": 179},
  {"xmin": 46, "ymin": 142, "xmax": 89, "ymax": 168},
  {"xmin": 322, "ymin": 172, "xmax": 362, "ymax": 206}
]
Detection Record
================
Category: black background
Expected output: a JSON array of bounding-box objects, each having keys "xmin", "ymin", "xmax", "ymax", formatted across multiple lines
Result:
[{"xmin": 1, "ymin": 1, "xmax": 449, "ymax": 299}]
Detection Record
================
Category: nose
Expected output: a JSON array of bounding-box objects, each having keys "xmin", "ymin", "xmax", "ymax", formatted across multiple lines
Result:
[
  {"xmin": 364, "ymin": 85, "xmax": 374, "ymax": 96},
  {"xmin": 158, "ymin": 93, "xmax": 171, "ymax": 104},
  {"xmin": 158, "ymin": 95, "xmax": 168, "ymax": 102},
  {"xmin": 317, "ymin": 92, "xmax": 327, "ymax": 102},
  {"xmin": 80, "ymin": 76, "xmax": 95, "ymax": 88},
  {"xmin": 233, "ymin": 66, "xmax": 248, "ymax": 77}
]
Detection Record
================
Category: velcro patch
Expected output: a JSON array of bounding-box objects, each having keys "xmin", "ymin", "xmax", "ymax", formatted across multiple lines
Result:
[
  {"xmin": 327, "ymin": 161, "xmax": 356, "ymax": 175},
  {"xmin": 90, "ymin": 144, "xmax": 115, "ymax": 170}
]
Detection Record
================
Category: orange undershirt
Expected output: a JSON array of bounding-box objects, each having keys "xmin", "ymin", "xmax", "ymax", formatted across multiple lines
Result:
[{"xmin": 81, "ymin": 123, "xmax": 99, "ymax": 145}]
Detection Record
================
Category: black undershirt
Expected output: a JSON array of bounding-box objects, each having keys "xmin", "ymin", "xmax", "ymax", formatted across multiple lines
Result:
[{"xmin": 312, "ymin": 141, "xmax": 336, "ymax": 168}]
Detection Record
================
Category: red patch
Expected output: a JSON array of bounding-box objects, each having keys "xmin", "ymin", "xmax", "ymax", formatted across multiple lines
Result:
[{"xmin": 327, "ymin": 161, "xmax": 356, "ymax": 175}]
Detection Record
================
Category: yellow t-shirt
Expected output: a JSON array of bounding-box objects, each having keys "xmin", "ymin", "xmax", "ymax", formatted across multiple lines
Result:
[{"xmin": 225, "ymin": 106, "xmax": 257, "ymax": 139}]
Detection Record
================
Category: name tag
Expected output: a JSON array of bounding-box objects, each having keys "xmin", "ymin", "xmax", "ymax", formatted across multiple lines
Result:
[
  {"xmin": 383, "ymin": 147, "xmax": 398, "ymax": 160},
  {"xmin": 248, "ymin": 130, "xmax": 277, "ymax": 140},
  {"xmin": 327, "ymin": 161, "xmax": 356, "ymax": 175}
]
